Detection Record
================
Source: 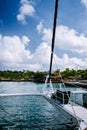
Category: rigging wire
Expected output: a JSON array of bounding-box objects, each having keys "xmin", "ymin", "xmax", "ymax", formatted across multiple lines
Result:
[
  {"xmin": 53, "ymin": 53, "xmax": 82, "ymax": 130},
  {"xmin": 63, "ymin": 58, "xmax": 87, "ymax": 70},
  {"xmin": 46, "ymin": 0, "xmax": 82, "ymax": 128},
  {"xmin": 0, "ymin": 85, "xmax": 21, "ymax": 94},
  {"xmin": 0, "ymin": 0, "xmax": 85, "ymax": 129},
  {"xmin": 0, "ymin": 104, "xmax": 23, "ymax": 127},
  {"xmin": 0, "ymin": 84, "xmax": 30, "ymax": 124}
]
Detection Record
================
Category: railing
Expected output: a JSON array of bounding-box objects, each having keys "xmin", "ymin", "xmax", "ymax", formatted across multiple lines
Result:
[
  {"xmin": 51, "ymin": 90, "xmax": 70, "ymax": 105},
  {"xmin": 70, "ymin": 91, "xmax": 87, "ymax": 108}
]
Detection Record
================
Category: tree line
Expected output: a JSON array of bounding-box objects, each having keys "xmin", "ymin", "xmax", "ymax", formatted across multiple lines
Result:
[
  {"xmin": 0, "ymin": 68, "xmax": 87, "ymax": 82},
  {"xmin": 0, "ymin": 70, "xmax": 46, "ymax": 82}
]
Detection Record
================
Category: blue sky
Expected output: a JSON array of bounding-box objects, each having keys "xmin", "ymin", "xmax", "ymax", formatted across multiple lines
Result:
[{"xmin": 0, "ymin": 0, "xmax": 87, "ymax": 71}]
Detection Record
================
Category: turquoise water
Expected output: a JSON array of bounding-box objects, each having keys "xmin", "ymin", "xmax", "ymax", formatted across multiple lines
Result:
[
  {"xmin": 0, "ymin": 95, "xmax": 75, "ymax": 130},
  {"xmin": 0, "ymin": 82, "xmax": 84, "ymax": 95},
  {"xmin": 0, "ymin": 82, "xmax": 84, "ymax": 129}
]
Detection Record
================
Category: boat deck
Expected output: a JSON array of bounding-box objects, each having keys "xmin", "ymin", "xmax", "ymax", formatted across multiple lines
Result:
[
  {"xmin": 0, "ymin": 93, "xmax": 43, "ymax": 97},
  {"xmin": 64, "ymin": 81, "xmax": 87, "ymax": 88},
  {"xmin": 64, "ymin": 103, "xmax": 87, "ymax": 130},
  {"xmin": 44, "ymin": 95, "xmax": 87, "ymax": 130}
]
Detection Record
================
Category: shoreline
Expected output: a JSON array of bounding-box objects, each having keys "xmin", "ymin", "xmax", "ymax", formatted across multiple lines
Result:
[
  {"xmin": 0, "ymin": 79, "xmax": 33, "ymax": 82},
  {"xmin": 0, "ymin": 79, "xmax": 87, "ymax": 89}
]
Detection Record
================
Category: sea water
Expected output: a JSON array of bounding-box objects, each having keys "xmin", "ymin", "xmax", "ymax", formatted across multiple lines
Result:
[{"xmin": 0, "ymin": 82, "xmax": 85, "ymax": 130}]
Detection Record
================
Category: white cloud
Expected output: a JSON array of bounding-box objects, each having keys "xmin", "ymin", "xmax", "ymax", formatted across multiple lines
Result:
[
  {"xmin": 31, "ymin": 42, "xmax": 51, "ymax": 64},
  {"xmin": 56, "ymin": 25, "xmax": 87, "ymax": 54},
  {"xmin": 38, "ymin": 23, "xmax": 87, "ymax": 54},
  {"xmin": 29, "ymin": 41, "xmax": 87, "ymax": 71},
  {"xmin": 81, "ymin": 0, "xmax": 87, "ymax": 8},
  {"xmin": 17, "ymin": 0, "xmax": 35, "ymax": 24},
  {"xmin": 47, "ymin": 53, "xmax": 87, "ymax": 71},
  {"xmin": 36, "ymin": 21, "xmax": 52, "ymax": 43},
  {"xmin": 0, "ymin": 34, "xmax": 51, "ymax": 71},
  {"xmin": 1, "ymin": 23, "xmax": 87, "ymax": 71},
  {"xmin": 28, "ymin": 42, "xmax": 51, "ymax": 71},
  {"xmin": 60, "ymin": 54, "xmax": 86, "ymax": 70},
  {"xmin": 0, "ymin": 34, "xmax": 31, "ymax": 67},
  {"xmin": 42, "ymin": 28, "xmax": 52, "ymax": 44},
  {"xmin": 36, "ymin": 21, "xmax": 43, "ymax": 33},
  {"xmin": 22, "ymin": 35, "xmax": 30, "ymax": 45},
  {"xmin": 56, "ymin": 26, "xmax": 87, "ymax": 54}
]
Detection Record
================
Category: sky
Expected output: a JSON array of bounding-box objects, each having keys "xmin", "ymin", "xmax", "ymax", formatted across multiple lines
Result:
[{"xmin": 0, "ymin": 0, "xmax": 87, "ymax": 71}]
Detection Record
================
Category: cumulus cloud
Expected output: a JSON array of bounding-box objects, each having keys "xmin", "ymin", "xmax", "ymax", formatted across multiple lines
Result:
[
  {"xmin": 35, "ymin": 22, "xmax": 87, "ymax": 70},
  {"xmin": 55, "ymin": 25, "xmax": 87, "ymax": 54},
  {"xmin": 0, "ymin": 33, "xmax": 87, "ymax": 71},
  {"xmin": 42, "ymin": 28, "xmax": 52, "ymax": 44},
  {"xmin": 59, "ymin": 54, "xmax": 86, "ymax": 70},
  {"xmin": 37, "ymin": 22, "xmax": 87, "ymax": 54},
  {"xmin": 81, "ymin": 0, "xmax": 87, "ymax": 8},
  {"xmin": 1, "ymin": 22, "xmax": 87, "ymax": 71},
  {"xmin": 36, "ymin": 22, "xmax": 52, "ymax": 43},
  {"xmin": 0, "ymin": 35, "xmax": 31, "ymax": 69},
  {"xmin": 30, "ymin": 42, "xmax": 51, "ymax": 71},
  {"xmin": 17, "ymin": 0, "xmax": 35, "ymax": 24},
  {"xmin": 36, "ymin": 21, "xmax": 43, "ymax": 33},
  {"xmin": 0, "ymin": 34, "xmax": 51, "ymax": 71}
]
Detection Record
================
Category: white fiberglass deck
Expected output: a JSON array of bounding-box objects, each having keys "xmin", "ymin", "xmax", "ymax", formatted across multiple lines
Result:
[
  {"xmin": 0, "ymin": 93, "xmax": 44, "ymax": 96},
  {"xmin": 64, "ymin": 104, "xmax": 87, "ymax": 130}
]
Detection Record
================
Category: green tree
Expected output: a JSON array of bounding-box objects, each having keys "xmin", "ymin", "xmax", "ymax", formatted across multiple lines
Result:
[{"xmin": 33, "ymin": 71, "xmax": 46, "ymax": 82}]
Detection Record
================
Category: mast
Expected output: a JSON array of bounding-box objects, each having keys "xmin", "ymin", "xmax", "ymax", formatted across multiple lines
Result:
[{"xmin": 48, "ymin": 0, "xmax": 58, "ymax": 83}]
